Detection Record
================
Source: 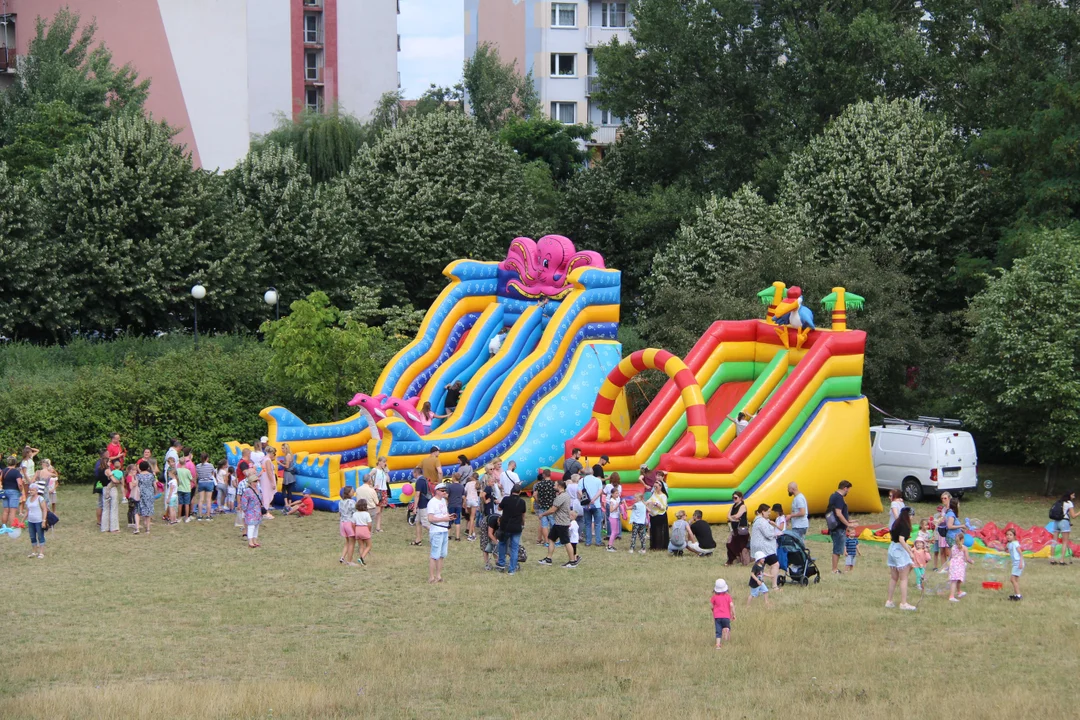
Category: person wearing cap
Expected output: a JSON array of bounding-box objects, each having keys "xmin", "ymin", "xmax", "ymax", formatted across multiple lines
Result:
[
  {"xmin": 591, "ymin": 455, "xmax": 609, "ymax": 480},
  {"xmin": 748, "ymin": 551, "xmax": 771, "ymax": 606},
  {"xmin": 100, "ymin": 468, "xmax": 123, "ymax": 533},
  {"xmin": 496, "ymin": 483, "xmax": 527, "ymax": 574},
  {"xmin": 711, "ymin": 578, "xmax": 735, "ymax": 649},
  {"xmin": 827, "ymin": 480, "xmax": 854, "ymax": 574},
  {"xmin": 283, "ymin": 488, "xmax": 314, "ymax": 516},
  {"xmin": 420, "ymin": 446, "xmax": 442, "ymax": 487},
  {"xmin": 427, "ymin": 483, "xmax": 456, "ymax": 583}
]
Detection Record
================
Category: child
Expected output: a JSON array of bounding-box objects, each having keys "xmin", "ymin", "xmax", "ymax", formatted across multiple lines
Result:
[
  {"xmin": 845, "ymin": 526, "xmax": 861, "ymax": 571},
  {"xmin": 338, "ymin": 486, "xmax": 357, "ymax": 566},
  {"xmin": 239, "ymin": 474, "xmax": 262, "ymax": 548},
  {"xmin": 568, "ymin": 510, "xmax": 580, "ymax": 558},
  {"xmin": 215, "ymin": 459, "xmax": 230, "ymax": 515},
  {"xmin": 165, "ymin": 468, "xmax": 179, "ymax": 525},
  {"xmin": 606, "ymin": 492, "xmax": 621, "ymax": 551},
  {"xmin": 629, "ymin": 494, "xmax": 648, "ymax": 554},
  {"xmin": 1006, "ymin": 528, "xmax": 1024, "ymax": 601},
  {"xmin": 352, "ymin": 499, "xmax": 373, "ymax": 566},
  {"xmin": 23, "ymin": 481, "xmax": 48, "ymax": 559},
  {"xmin": 948, "ymin": 529, "xmax": 973, "ymax": 602},
  {"xmin": 478, "ymin": 508, "xmax": 497, "ymax": 571},
  {"xmin": 125, "ymin": 463, "xmax": 138, "ymax": 528},
  {"xmin": 912, "ymin": 539, "xmax": 931, "ymax": 590},
  {"xmin": 711, "ymin": 578, "xmax": 734, "ymax": 649},
  {"xmin": 772, "ymin": 503, "xmax": 787, "ymax": 532},
  {"xmin": 916, "ymin": 517, "xmax": 934, "ymax": 546},
  {"xmin": 748, "ymin": 551, "xmax": 770, "ymax": 607}
]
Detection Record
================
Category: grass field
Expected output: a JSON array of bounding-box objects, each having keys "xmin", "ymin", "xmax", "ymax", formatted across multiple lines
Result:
[{"xmin": 4, "ymin": 465, "xmax": 1080, "ymax": 719}]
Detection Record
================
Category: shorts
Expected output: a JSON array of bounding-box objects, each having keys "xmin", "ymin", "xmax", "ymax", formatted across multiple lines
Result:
[
  {"xmin": 548, "ymin": 524, "xmax": 571, "ymax": 545},
  {"xmin": 1058, "ymin": 519, "xmax": 1072, "ymax": 533},
  {"xmin": 227, "ymin": 487, "xmax": 237, "ymax": 498},
  {"xmin": 449, "ymin": 507, "xmax": 462, "ymax": 526},
  {"xmin": 417, "ymin": 508, "xmax": 429, "ymax": 529},
  {"xmin": 467, "ymin": 499, "xmax": 479, "ymax": 508},
  {"xmin": 178, "ymin": 491, "xmax": 191, "ymax": 506},
  {"xmin": 1012, "ymin": 563, "xmax": 1023, "ymax": 577},
  {"xmin": 340, "ymin": 521, "xmax": 355, "ymax": 538},
  {"xmin": 355, "ymin": 525, "xmax": 372, "ymax": 540},
  {"xmin": 763, "ymin": 553, "xmax": 778, "ymax": 566},
  {"xmin": 887, "ymin": 543, "xmax": 912, "ymax": 568},
  {"xmin": 168, "ymin": 496, "xmax": 179, "ymax": 508},
  {"xmin": 197, "ymin": 482, "xmax": 215, "ymax": 493},
  {"xmin": 97, "ymin": 492, "xmax": 104, "ymax": 509},
  {"xmin": 845, "ymin": 554, "xmax": 857, "ymax": 567},
  {"xmin": 540, "ymin": 513, "xmax": 555, "ymax": 529},
  {"xmin": 830, "ymin": 528, "xmax": 846, "ymax": 556},
  {"xmin": 713, "ymin": 618, "xmax": 731, "ymax": 637},
  {"xmin": 750, "ymin": 585, "xmax": 769, "ymax": 598},
  {"xmin": 429, "ymin": 531, "xmax": 449, "ymax": 559},
  {"xmin": 1, "ymin": 488, "xmax": 19, "ymax": 509}
]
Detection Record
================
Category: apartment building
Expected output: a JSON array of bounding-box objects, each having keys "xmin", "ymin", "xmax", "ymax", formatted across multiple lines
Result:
[
  {"xmin": 464, "ymin": 0, "xmax": 631, "ymax": 150},
  {"xmin": 0, "ymin": 0, "xmax": 399, "ymax": 170}
]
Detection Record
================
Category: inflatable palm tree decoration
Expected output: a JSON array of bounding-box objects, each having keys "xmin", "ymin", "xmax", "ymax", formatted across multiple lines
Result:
[{"xmin": 820, "ymin": 287, "xmax": 865, "ymax": 332}]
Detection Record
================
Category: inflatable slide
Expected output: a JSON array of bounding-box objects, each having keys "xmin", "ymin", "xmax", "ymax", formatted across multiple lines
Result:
[
  {"xmin": 560, "ymin": 284, "xmax": 882, "ymax": 524},
  {"xmin": 226, "ymin": 236, "xmax": 625, "ymax": 510}
]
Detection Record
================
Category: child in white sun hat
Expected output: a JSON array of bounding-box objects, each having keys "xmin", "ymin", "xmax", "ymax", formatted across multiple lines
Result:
[{"xmin": 711, "ymin": 578, "xmax": 735, "ymax": 648}]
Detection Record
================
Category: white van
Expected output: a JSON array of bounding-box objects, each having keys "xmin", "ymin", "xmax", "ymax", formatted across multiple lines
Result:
[{"xmin": 870, "ymin": 420, "xmax": 979, "ymax": 503}]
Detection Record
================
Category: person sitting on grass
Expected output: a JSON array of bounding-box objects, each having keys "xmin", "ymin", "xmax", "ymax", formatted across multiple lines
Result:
[{"xmin": 283, "ymin": 488, "xmax": 314, "ymax": 516}]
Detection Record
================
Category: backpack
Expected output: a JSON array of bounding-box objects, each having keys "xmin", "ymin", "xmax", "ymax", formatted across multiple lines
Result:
[
  {"xmin": 671, "ymin": 520, "xmax": 687, "ymax": 545},
  {"xmin": 1049, "ymin": 501, "xmax": 1065, "ymax": 521}
]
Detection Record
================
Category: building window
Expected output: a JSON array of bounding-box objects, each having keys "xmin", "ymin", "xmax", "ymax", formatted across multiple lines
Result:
[
  {"xmin": 551, "ymin": 3, "xmax": 577, "ymax": 28},
  {"xmin": 305, "ymin": 50, "xmax": 321, "ymax": 81},
  {"xmin": 600, "ymin": 109, "xmax": 615, "ymax": 125},
  {"xmin": 306, "ymin": 87, "xmax": 322, "ymax": 113},
  {"xmin": 602, "ymin": 2, "xmax": 628, "ymax": 28},
  {"xmin": 304, "ymin": 14, "xmax": 320, "ymax": 43},
  {"xmin": 550, "ymin": 53, "xmax": 577, "ymax": 77},
  {"xmin": 551, "ymin": 102, "xmax": 576, "ymax": 124},
  {"xmin": 302, "ymin": 0, "xmax": 320, "ymax": 6}
]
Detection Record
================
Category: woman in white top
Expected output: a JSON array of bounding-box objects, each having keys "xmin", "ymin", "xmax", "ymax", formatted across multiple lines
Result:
[
  {"xmin": 20, "ymin": 446, "xmax": 38, "ymax": 485},
  {"xmin": 259, "ymin": 447, "xmax": 278, "ymax": 518},
  {"xmin": 888, "ymin": 489, "xmax": 905, "ymax": 529},
  {"xmin": 35, "ymin": 460, "xmax": 58, "ymax": 512},
  {"xmin": 749, "ymin": 502, "xmax": 783, "ymax": 589},
  {"xmin": 371, "ymin": 456, "xmax": 390, "ymax": 532},
  {"xmin": 1052, "ymin": 490, "xmax": 1077, "ymax": 565}
]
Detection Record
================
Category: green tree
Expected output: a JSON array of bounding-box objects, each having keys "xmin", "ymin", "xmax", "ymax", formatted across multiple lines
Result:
[
  {"xmin": 463, "ymin": 42, "xmax": 540, "ymax": 131},
  {"xmin": 0, "ymin": 162, "xmax": 48, "ymax": 338},
  {"xmin": 262, "ymin": 292, "xmax": 387, "ymax": 420},
  {"xmin": 0, "ymin": 8, "xmax": 148, "ymax": 177},
  {"xmin": 252, "ymin": 107, "xmax": 370, "ymax": 184},
  {"xmin": 333, "ymin": 111, "xmax": 535, "ymax": 304},
  {"xmin": 780, "ymin": 97, "xmax": 991, "ymax": 309},
  {"xmin": 38, "ymin": 115, "xmax": 203, "ymax": 337},
  {"xmin": 498, "ymin": 116, "xmax": 592, "ymax": 183},
  {"xmin": 960, "ymin": 227, "xmax": 1080, "ymax": 493}
]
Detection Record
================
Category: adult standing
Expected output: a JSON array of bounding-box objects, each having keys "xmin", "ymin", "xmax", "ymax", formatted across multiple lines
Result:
[
  {"xmin": 687, "ymin": 510, "xmax": 716, "ymax": 556},
  {"xmin": 443, "ymin": 380, "xmax": 463, "ymax": 414},
  {"xmin": 410, "ymin": 467, "xmax": 432, "ymax": 546},
  {"xmin": 427, "ymin": 483, "xmax": 455, "ymax": 583},
  {"xmin": 827, "ymin": 481, "xmax": 854, "ymax": 574},
  {"xmin": 646, "ymin": 480, "xmax": 670, "ymax": 551},
  {"xmin": 591, "ymin": 455, "xmax": 609, "ymax": 480},
  {"xmin": 445, "ymin": 474, "xmax": 466, "ymax": 542},
  {"xmin": 280, "ymin": 444, "xmax": 298, "ymax": 506},
  {"xmin": 750, "ymin": 503, "xmax": 782, "ymax": 588},
  {"xmin": 259, "ymin": 446, "xmax": 278, "ymax": 518},
  {"xmin": 885, "ymin": 507, "xmax": 917, "ymax": 610},
  {"xmin": 497, "ymin": 483, "xmax": 527, "ymax": 574},
  {"xmin": 533, "ymin": 469, "xmax": 556, "ymax": 547},
  {"xmin": 100, "ymin": 469, "xmax": 122, "ymax": 533},
  {"xmin": 459, "ymin": 456, "xmax": 478, "ymax": 540},
  {"xmin": 20, "ymin": 445, "xmax": 39, "ymax": 487},
  {"xmin": 164, "ymin": 440, "xmax": 182, "ymax": 483},
  {"xmin": 581, "ymin": 470, "xmax": 604, "ymax": 547},
  {"xmin": 235, "ymin": 448, "xmax": 253, "ymax": 484},
  {"xmin": 538, "ymin": 480, "xmax": 579, "ymax": 568},
  {"xmin": 356, "ymin": 476, "xmax": 380, "ymax": 529},
  {"xmin": 251, "ymin": 438, "xmax": 267, "ymax": 468},
  {"xmin": 1051, "ymin": 490, "xmax": 1077, "ymax": 565},
  {"xmin": 195, "ymin": 452, "xmax": 216, "ymax": 521},
  {"xmin": 93, "ymin": 449, "xmax": 109, "ymax": 525},
  {"xmin": 501, "ymin": 460, "xmax": 520, "ymax": 498},
  {"xmin": 421, "ymin": 446, "xmax": 443, "ymax": 487},
  {"xmin": 887, "ymin": 489, "xmax": 905, "ymax": 529},
  {"xmin": 134, "ymin": 460, "xmax": 157, "ymax": 535},
  {"xmin": 240, "ymin": 473, "xmax": 263, "ymax": 548},
  {"xmin": 2, "ymin": 456, "xmax": 23, "ymax": 529},
  {"xmin": 787, "ymin": 482, "xmax": 809, "ymax": 539},
  {"xmin": 564, "ymin": 448, "xmax": 584, "ymax": 478},
  {"xmin": 371, "ymin": 456, "xmax": 390, "ymax": 532},
  {"xmin": 725, "ymin": 491, "xmax": 749, "ymax": 565}
]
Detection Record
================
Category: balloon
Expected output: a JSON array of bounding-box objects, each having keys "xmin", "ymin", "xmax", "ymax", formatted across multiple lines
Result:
[
  {"xmin": 4, "ymin": 527, "xmax": 21, "ymax": 539},
  {"xmin": 401, "ymin": 483, "xmax": 413, "ymax": 496},
  {"xmin": 963, "ymin": 534, "xmax": 975, "ymax": 548}
]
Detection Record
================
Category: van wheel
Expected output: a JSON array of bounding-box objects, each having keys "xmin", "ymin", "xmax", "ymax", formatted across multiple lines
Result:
[{"xmin": 902, "ymin": 479, "xmax": 923, "ymax": 503}]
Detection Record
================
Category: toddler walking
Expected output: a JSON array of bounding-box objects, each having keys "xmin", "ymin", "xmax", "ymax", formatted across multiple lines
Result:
[
  {"xmin": 748, "ymin": 551, "xmax": 771, "ymax": 607},
  {"xmin": 912, "ymin": 539, "xmax": 931, "ymax": 590},
  {"xmin": 711, "ymin": 578, "xmax": 734, "ymax": 649},
  {"xmin": 1006, "ymin": 528, "xmax": 1024, "ymax": 601},
  {"xmin": 629, "ymin": 494, "xmax": 648, "ymax": 554},
  {"xmin": 948, "ymin": 529, "xmax": 972, "ymax": 602},
  {"xmin": 845, "ymin": 526, "xmax": 861, "ymax": 571}
]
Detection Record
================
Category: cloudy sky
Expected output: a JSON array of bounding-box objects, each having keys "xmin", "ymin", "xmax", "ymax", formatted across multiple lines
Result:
[{"xmin": 398, "ymin": 0, "xmax": 466, "ymax": 98}]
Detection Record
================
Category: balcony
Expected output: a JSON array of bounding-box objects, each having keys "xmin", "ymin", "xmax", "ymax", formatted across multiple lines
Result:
[
  {"xmin": 0, "ymin": 47, "xmax": 15, "ymax": 74},
  {"xmin": 585, "ymin": 26, "xmax": 630, "ymax": 48},
  {"xmin": 589, "ymin": 126, "xmax": 620, "ymax": 146},
  {"xmin": 586, "ymin": 75, "xmax": 600, "ymax": 96}
]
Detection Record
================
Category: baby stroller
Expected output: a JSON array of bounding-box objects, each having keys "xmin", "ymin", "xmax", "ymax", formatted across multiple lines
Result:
[{"xmin": 777, "ymin": 531, "xmax": 820, "ymax": 586}]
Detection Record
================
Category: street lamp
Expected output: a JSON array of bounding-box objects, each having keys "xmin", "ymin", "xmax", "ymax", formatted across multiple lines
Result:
[
  {"xmin": 191, "ymin": 284, "xmax": 206, "ymax": 348},
  {"xmin": 264, "ymin": 287, "xmax": 280, "ymax": 320}
]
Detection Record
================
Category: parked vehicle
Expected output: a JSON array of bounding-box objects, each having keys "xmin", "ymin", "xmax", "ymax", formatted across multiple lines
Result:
[{"xmin": 870, "ymin": 417, "xmax": 978, "ymax": 503}]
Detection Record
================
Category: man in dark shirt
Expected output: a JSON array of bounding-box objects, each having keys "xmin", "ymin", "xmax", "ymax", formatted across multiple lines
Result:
[
  {"xmin": 446, "ymin": 477, "xmax": 466, "ymax": 541},
  {"xmin": 533, "ymin": 469, "xmax": 556, "ymax": 547},
  {"xmin": 410, "ymin": 467, "xmax": 432, "ymax": 545},
  {"xmin": 444, "ymin": 381, "xmax": 463, "ymax": 413},
  {"xmin": 591, "ymin": 455, "xmax": 609, "ymax": 480},
  {"xmin": 687, "ymin": 510, "xmax": 716, "ymax": 556},
  {"xmin": 1, "ymin": 455, "xmax": 24, "ymax": 528},
  {"xmin": 827, "ymin": 480, "xmax": 853, "ymax": 573},
  {"xmin": 563, "ymin": 448, "xmax": 584, "ymax": 477},
  {"xmin": 497, "ymin": 484, "xmax": 527, "ymax": 574}
]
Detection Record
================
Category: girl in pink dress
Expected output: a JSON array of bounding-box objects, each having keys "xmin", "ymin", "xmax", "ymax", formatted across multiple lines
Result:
[
  {"xmin": 948, "ymin": 529, "xmax": 973, "ymax": 602},
  {"xmin": 260, "ymin": 447, "xmax": 278, "ymax": 519}
]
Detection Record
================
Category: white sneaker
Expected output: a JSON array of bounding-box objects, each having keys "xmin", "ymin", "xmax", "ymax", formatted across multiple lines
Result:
[
  {"xmin": 628, "ymin": 549, "xmax": 634, "ymax": 554},
  {"xmin": 184, "ymin": 516, "xmax": 193, "ymax": 523},
  {"xmin": 884, "ymin": 601, "xmax": 895, "ymax": 608},
  {"xmin": 639, "ymin": 550, "xmax": 647, "ymax": 555}
]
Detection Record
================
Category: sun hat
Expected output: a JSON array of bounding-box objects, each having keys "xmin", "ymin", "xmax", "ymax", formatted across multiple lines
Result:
[
  {"xmin": 754, "ymin": 551, "xmax": 766, "ymax": 560},
  {"xmin": 714, "ymin": 578, "xmax": 729, "ymax": 593},
  {"xmin": 434, "ymin": 482, "xmax": 448, "ymax": 491},
  {"xmin": 260, "ymin": 436, "xmax": 269, "ymax": 443}
]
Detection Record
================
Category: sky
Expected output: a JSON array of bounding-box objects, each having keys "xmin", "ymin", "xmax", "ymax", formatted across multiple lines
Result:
[{"xmin": 398, "ymin": 0, "xmax": 466, "ymax": 99}]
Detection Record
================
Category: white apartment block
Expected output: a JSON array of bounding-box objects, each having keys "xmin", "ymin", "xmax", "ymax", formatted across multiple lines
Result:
[{"xmin": 464, "ymin": 0, "xmax": 632, "ymax": 151}]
